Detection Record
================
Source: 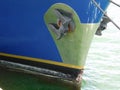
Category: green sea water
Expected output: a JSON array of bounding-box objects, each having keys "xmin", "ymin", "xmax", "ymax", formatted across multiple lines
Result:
[
  {"xmin": 81, "ymin": 28, "xmax": 120, "ymax": 90},
  {"xmin": 81, "ymin": 3, "xmax": 120, "ymax": 90},
  {"xmin": 0, "ymin": 67, "xmax": 80, "ymax": 90}
]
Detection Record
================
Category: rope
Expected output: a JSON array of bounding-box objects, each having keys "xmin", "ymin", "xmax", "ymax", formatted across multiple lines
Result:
[
  {"xmin": 91, "ymin": 0, "xmax": 120, "ymax": 30},
  {"xmin": 110, "ymin": 0, "xmax": 120, "ymax": 7}
]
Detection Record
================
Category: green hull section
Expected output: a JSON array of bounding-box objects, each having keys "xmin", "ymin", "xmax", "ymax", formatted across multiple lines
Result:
[
  {"xmin": 0, "ymin": 67, "xmax": 80, "ymax": 90},
  {"xmin": 44, "ymin": 3, "xmax": 99, "ymax": 67}
]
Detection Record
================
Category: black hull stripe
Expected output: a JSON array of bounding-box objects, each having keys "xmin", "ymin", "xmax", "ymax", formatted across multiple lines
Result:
[{"xmin": 0, "ymin": 55, "xmax": 83, "ymax": 78}]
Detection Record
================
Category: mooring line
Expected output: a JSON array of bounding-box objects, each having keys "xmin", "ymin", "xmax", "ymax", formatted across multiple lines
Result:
[{"xmin": 92, "ymin": 0, "xmax": 120, "ymax": 30}]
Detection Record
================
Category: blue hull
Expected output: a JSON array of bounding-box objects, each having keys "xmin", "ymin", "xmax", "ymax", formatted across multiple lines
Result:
[{"xmin": 0, "ymin": 0, "xmax": 109, "ymax": 81}]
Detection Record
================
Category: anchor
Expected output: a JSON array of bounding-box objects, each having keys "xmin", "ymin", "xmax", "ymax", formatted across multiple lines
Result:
[{"xmin": 49, "ymin": 9, "xmax": 75, "ymax": 39}]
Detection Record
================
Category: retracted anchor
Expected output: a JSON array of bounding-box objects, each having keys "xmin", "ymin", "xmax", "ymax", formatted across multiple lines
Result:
[{"xmin": 49, "ymin": 9, "xmax": 75, "ymax": 40}]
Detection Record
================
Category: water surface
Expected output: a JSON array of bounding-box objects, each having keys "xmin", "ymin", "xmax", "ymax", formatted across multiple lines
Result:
[{"xmin": 82, "ymin": 6, "xmax": 120, "ymax": 89}]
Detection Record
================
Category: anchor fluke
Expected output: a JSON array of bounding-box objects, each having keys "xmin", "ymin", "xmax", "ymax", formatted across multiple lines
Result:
[{"xmin": 48, "ymin": 8, "xmax": 75, "ymax": 39}]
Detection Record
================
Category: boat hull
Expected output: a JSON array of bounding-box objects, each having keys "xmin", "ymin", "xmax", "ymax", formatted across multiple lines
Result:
[{"xmin": 0, "ymin": 0, "xmax": 109, "ymax": 81}]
